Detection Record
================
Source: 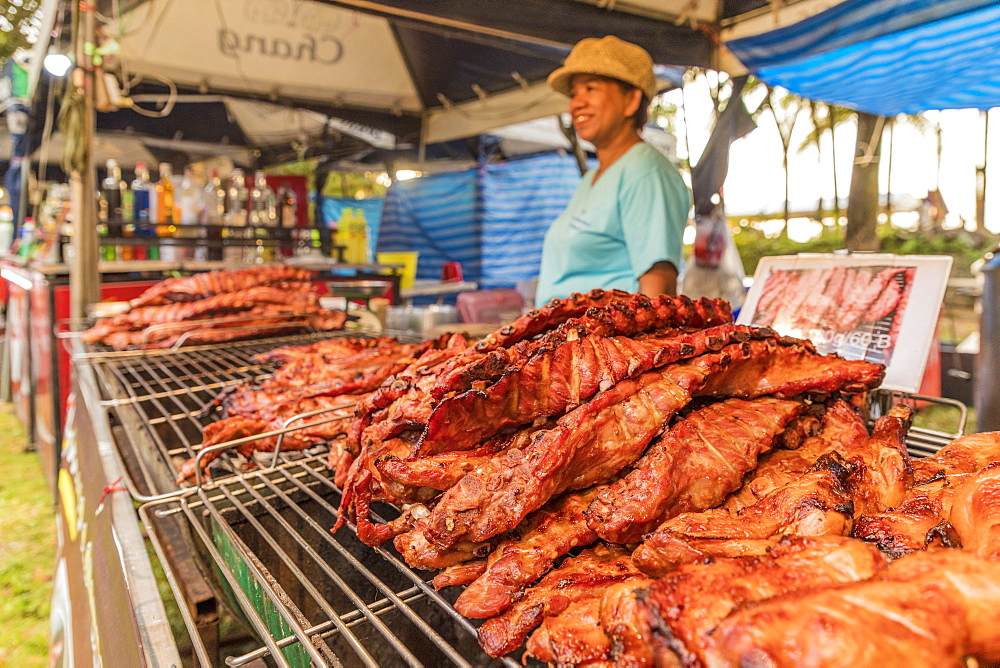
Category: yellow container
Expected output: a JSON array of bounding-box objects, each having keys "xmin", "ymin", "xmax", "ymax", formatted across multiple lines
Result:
[{"xmin": 377, "ymin": 251, "xmax": 419, "ymax": 290}]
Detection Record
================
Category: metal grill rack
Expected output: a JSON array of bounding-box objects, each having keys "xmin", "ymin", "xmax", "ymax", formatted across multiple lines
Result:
[
  {"xmin": 871, "ymin": 388, "xmax": 968, "ymax": 458},
  {"xmin": 74, "ymin": 330, "xmax": 362, "ymax": 500},
  {"xmin": 140, "ymin": 455, "xmax": 522, "ymax": 668}
]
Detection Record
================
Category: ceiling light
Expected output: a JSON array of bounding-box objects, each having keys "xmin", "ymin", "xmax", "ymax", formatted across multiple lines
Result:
[{"xmin": 43, "ymin": 53, "xmax": 72, "ymax": 77}]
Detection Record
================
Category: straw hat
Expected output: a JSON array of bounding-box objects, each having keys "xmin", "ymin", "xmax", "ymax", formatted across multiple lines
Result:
[{"xmin": 547, "ymin": 36, "xmax": 656, "ymax": 101}]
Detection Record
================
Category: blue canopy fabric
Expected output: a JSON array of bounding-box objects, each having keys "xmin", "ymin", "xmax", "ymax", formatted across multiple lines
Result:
[
  {"xmin": 377, "ymin": 169, "xmax": 483, "ymax": 286},
  {"xmin": 726, "ymin": 0, "xmax": 1000, "ymax": 116},
  {"xmin": 376, "ymin": 152, "xmax": 584, "ymax": 291},
  {"xmin": 480, "ymin": 153, "xmax": 586, "ymax": 290}
]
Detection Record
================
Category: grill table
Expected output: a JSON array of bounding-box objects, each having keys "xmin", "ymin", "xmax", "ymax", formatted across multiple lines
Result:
[
  {"xmin": 57, "ymin": 323, "xmax": 969, "ymax": 666},
  {"xmin": 141, "ymin": 456, "xmax": 519, "ymax": 667}
]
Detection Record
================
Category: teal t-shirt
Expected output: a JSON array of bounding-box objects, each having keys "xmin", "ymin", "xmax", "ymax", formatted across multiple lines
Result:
[{"xmin": 535, "ymin": 142, "xmax": 690, "ymax": 306}]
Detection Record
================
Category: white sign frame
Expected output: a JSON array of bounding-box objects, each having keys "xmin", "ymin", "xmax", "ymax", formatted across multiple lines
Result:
[{"xmin": 737, "ymin": 253, "xmax": 953, "ymax": 392}]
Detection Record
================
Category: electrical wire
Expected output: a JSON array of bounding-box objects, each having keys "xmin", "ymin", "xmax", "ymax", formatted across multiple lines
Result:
[{"xmin": 124, "ymin": 71, "xmax": 178, "ymax": 117}]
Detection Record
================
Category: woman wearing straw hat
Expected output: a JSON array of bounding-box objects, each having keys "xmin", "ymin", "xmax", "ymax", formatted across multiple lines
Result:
[{"xmin": 535, "ymin": 36, "xmax": 690, "ymax": 306}]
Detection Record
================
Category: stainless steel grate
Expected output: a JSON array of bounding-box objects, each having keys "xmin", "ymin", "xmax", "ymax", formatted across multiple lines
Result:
[
  {"xmin": 871, "ymin": 388, "xmax": 967, "ymax": 458},
  {"xmin": 78, "ymin": 331, "xmax": 378, "ymax": 499},
  {"xmin": 140, "ymin": 455, "xmax": 522, "ymax": 668}
]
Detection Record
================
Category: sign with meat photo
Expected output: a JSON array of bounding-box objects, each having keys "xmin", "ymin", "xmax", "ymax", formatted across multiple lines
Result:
[{"xmin": 738, "ymin": 254, "xmax": 952, "ymax": 392}]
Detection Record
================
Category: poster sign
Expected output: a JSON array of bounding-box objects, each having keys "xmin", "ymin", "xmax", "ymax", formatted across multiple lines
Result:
[{"xmin": 737, "ymin": 254, "xmax": 953, "ymax": 392}]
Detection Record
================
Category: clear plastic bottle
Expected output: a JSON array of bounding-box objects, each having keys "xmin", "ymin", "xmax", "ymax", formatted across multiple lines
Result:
[
  {"xmin": 17, "ymin": 217, "xmax": 36, "ymax": 259},
  {"xmin": 131, "ymin": 162, "xmax": 152, "ymax": 260},
  {"xmin": 155, "ymin": 162, "xmax": 176, "ymax": 261},
  {"xmin": 177, "ymin": 167, "xmax": 200, "ymax": 260},
  {"xmin": 202, "ymin": 169, "xmax": 226, "ymax": 261},
  {"xmin": 224, "ymin": 169, "xmax": 248, "ymax": 265}
]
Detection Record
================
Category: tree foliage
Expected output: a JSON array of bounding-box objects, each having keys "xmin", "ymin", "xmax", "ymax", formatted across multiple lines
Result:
[
  {"xmin": 0, "ymin": 0, "xmax": 42, "ymax": 67},
  {"xmin": 732, "ymin": 220, "xmax": 994, "ymax": 278}
]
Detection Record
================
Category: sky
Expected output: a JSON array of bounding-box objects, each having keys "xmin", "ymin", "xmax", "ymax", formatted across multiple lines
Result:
[{"xmin": 661, "ymin": 76, "xmax": 999, "ymax": 235}]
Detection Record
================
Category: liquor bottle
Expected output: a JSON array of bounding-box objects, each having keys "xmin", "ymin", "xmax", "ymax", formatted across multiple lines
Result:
[
  {"xmin": 278, "ymin": 185, "xmax": 299, "ymax": 257},
  {"xmin": 131, "ymin": 162, "xmax": 152, "ymax": 260},
  {"xmin": 202, "ymin": 169, "xmax": 226, "ymax": 261},
  {"xmin": 99, "ymin": 159, "xmax": 125, "ymax": 260},
  {"xmin": 279, "ymin": 185, "xmax": 297, "ymax": 228},
  {"xmin": 155, "ymin": 162, "xmax": 176, "ymax": 261},
  {"xmin": 224, "ymin": 169, "xmax": 248, "ymax": 264},
  {"xmin": 121, "ymin": 175, "xmax": 134, "ymax": 262},
  {"xmin": 248, "ymin": 171, "xmax": 277, "ymax": 263}
]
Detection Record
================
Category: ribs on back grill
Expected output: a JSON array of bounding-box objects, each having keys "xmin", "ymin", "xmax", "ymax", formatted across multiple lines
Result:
[{"xmin": 128, "ymin": 265, "xmax": 315, "ymax": 308}]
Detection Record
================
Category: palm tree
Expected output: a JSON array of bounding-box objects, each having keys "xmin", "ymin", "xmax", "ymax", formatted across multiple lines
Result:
[
  {"xmin": 761, "ymin": 85, "xmax": 804, "ymax": 235},
  {"xmin": 845, "ymin": 111, "xmax": 884, "ymax": 251}
]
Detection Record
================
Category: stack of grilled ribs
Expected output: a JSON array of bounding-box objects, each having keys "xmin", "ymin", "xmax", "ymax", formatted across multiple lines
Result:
[
  {"xmin": 189, "ymin": 289, "xmax": 1000, "ymax": 665},
  {"xmin": 81, "ymin": 266, "xmax": 347, "ymax": 350}
]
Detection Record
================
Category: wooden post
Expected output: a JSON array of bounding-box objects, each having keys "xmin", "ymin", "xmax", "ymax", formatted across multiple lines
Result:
[{"xmin": 69, "ymin": 1, "xmax": 100, "ymax": 320}]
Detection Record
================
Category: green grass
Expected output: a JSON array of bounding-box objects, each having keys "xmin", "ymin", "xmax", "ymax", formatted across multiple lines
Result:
[{"xmin": 0, "ymin": 405, "xmax": 54, "ymax": 666}]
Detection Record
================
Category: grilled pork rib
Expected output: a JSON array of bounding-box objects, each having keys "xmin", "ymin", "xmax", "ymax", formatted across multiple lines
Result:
[
  {"xmin": 81, "ymin": 285, "xmax": 318, "ymax": 343},
  {"xmin": 702, "ymin": 550, "xmax": 1000, "ymax": 667},
  {"xmin": 476, "ymin": 543, "xmax": 643, "ymax": 658},
  {"xmin": 723, "ymin": 399, "xmax": 870, "ymax": 511},
  {"xmin": 128, "ymin": 265, "xmax": 315, "ymax": 308},
  {"xmin": 447, "ymin": 293, "xmax": 733, "ymax": 394},
  {"xmin": 420, "ymin": 338, "xmax": 883, "ymax": 551},
  {"xmin": 418, "ymin": 324, "xmax": 763, "ymax": 456},
  {"xmin": 421, "ymin": 362, "xmax": 702, "ymax": 549},
  {"xmin": 452, "ymin": 486, "xmax": 603, "ymax": 619},
  {"xmin": 632, "ymin": 454, "xmax": 856, "ymax": 577},
  {"xmin": 585, "ymin": 396, "xmax": 812, "ymax": 544},
  {"xmin": 525, "ymin": 535, "xmax": 886, "ymax": 668},
  {"xmin": 473, "ymin": 288, "xmax": 637, "ymax": 352}
]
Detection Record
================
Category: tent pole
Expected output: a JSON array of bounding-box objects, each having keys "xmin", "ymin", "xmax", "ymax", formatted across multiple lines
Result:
[
  {"xmin": 977, "ymin": 110, "xmax": 989, "ymax": 232},
  {"xmin": 69, "ymin": 0, "xmax": 100, "ymax": 320}
]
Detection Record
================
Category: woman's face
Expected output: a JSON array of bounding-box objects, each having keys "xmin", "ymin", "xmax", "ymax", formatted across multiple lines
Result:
[{"xmin": 568, "ymin": 74, "xmax": 641, "ymax": 149}]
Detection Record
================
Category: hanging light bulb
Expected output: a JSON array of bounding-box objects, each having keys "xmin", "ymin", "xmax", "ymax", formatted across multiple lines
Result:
[{"xmin": 43, "ymin": 51, "xmax": 72, "ymax": 77}]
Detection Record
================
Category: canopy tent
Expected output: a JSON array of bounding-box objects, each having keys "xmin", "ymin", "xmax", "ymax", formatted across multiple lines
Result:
[
  {"xmin": 94, "ymin": 0, "xmax": 714, "ymax": 149},
  {"xmin": 19, "ymin": 0, "xmax": 997, "ymax": 171},
  {"xmin": 723, "ymin": 0, "xmax": 1000, "ymax": 116}
]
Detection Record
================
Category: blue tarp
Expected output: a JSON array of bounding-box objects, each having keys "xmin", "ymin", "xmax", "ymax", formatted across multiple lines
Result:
[
  {"xmin": 726, "ymin": 0, "xmax": 1000, "ymax": 116},
  {"xmin": 376, "ymin": 152, "xmax": 584, "ymax": 289}
]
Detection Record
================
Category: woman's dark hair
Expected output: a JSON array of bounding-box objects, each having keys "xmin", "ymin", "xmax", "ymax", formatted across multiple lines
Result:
[{"xmin": 615, "ymin": 80, "xmax": 649, "ymax": 130}]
